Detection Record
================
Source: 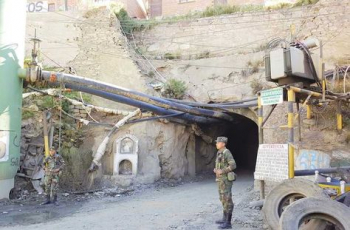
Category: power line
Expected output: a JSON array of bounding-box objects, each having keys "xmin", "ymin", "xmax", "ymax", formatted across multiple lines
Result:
[
  {"xmin": 126, "ymin": 12, "xmax": 350, "ymax": 42},
  {"xmin": 28, "ymin": 5, "xmax": 350, "ymax": 47},
  {"xmin": 30, "ymin": 5, "xmax": 306, "ymax": 24},
  {"xmin": 30, "ymin": 4, "xmax": 350, "ymax": 72},
  {"xmin": 41, "ymin": 52, "xmax": 66, "ymax": 69},
  {"xmin": 119, "ymin": 2, "xmax": 347, "ymax": 25},
  {"xmin": 30, "ymin": 2, "xmax": 349, "ymax": 29}
]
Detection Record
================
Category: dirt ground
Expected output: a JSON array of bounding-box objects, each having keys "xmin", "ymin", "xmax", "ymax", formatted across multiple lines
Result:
[{"xmin": 0, "ymin": 172, "xmax": 264, "ymax": 230}]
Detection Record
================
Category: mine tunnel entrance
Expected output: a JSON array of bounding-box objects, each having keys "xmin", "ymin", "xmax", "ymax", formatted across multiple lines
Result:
[
  {"xmin": 196, "ymin": 113, "xmax": 259, "ymax": 175},
  {"xmin": 223, "ymin": 114, "xmax": 259, "ymax": 173}
]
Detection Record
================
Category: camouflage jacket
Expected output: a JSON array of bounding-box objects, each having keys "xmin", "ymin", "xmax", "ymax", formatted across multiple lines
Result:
[
  {"xmin": 215, "ymin": 148, "xmax": 236, "ymax": 181},
  {"xmin": 42, "ymin": 153, "xmax": 65, "ymax": 174}
]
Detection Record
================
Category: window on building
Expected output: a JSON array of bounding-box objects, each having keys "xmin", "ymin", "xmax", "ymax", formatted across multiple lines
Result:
[
  {"xmin": 48, "ymin": 3, "xmax": 55, "ymax": 12},
  {"xmin": 214, "ymin": 0, "xmax": 227, "ymax": 5},
  {"xmin": 150, "ymin": 0, "xmax": 162, "ymax": 17},
  {"xmin": 179, "ymin": 0, "xmax": 195, "ymax": 3}
]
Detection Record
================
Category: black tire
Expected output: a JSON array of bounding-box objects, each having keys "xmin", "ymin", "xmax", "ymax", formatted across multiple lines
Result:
[
  {"xmin": 279, "ymin": 197, "xmax": 350, "ymax": 230},
  {"xmin": 262, "ymin": 178, "xmax": 328, "ymax": 230}
]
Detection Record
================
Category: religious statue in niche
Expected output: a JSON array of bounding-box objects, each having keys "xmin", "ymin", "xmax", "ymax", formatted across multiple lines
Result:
[{"xmin": 120, "ymin": 137, "xmax": 134, "ymax": 154}]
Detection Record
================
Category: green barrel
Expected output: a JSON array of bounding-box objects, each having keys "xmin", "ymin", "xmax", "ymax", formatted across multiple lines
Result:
[{"xmin": 0, "ymin": 0, "xmax": 26, "ymax": 199}]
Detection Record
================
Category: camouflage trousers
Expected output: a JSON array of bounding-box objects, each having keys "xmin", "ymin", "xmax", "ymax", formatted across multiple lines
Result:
[
  {"xmin": 44, "ymin": 173, "xmax": 59, "ymax": 197},
  {"xmin": 217, "ymin": 179, "xmax": 234, "ymax": 213}
]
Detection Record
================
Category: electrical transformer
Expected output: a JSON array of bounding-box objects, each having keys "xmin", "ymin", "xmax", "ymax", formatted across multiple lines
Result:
[{"xmin": 265, "ymin": 38, "xmax": 322, "ymax": 87}]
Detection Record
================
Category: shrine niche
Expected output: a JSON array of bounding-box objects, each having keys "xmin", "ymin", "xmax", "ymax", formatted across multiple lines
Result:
[{"xmin": 114, "ymin": 134, "xmax": 138, "ymax": 176}]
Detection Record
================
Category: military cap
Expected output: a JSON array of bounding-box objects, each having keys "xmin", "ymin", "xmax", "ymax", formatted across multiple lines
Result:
[{"xmin": 215, "ymin": 136, "xmax": 228, "ymax": 143}]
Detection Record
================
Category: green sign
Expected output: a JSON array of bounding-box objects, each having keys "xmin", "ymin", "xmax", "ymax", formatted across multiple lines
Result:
[{"xmin": 261, "ymin": 87, "xmax": 283, "ymax": 105}]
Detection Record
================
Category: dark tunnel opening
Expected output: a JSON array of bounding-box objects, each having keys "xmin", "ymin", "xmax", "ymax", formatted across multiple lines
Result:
[
  {"xmin": 223, "ymin": 115, "xmax": 259, "ymax": 173},
  {"xmin": 196, "ymin": 113, "xmax": 259, "ymax": 175}
]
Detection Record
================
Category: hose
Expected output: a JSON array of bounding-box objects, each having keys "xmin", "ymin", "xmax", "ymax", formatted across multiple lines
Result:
[
  {"xmin": 60, "ymin": 82, "xmax": 222, "ymax": 124},
  {"xmin": 41, "ymin": 71, "xmax": 234, "ymax": 122}
]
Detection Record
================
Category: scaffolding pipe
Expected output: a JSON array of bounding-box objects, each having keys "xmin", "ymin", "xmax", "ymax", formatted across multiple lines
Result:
[
  {"xmin": 42, "ymin": 111, "xmax": 50, "ymax": 157},
  {"xmin": 289, "ymin": 86, "xmax": 339, "ymax": 100},
  {"xmin": 337, "ymin": 101, "xmax": 343, "ymax": 132},
  {"xmin": 40, "ymin": 71, "xmax": 234, "ymax": 122},
  {"xmin": 288, "ymin": 89, "xmax": 295, "ymax": 179},
  {"xmin": 257, "ymin": 94, "xmax": 265, "ymax": 199},
  {"xmin": 306, "ymin": 105, "xmax": 312, "ymax": 119}
]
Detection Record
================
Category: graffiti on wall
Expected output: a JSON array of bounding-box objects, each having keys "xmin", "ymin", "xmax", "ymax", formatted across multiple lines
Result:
[{"xmin": 296, "ymin": 149, "xmax": 331, "ymax": 170}]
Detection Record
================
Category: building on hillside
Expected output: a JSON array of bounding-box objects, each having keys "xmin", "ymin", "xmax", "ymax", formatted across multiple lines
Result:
[
  {"xmin": 26, "ymin": 0, "xmax": 83, "ymax": 12},
  {"xmin": 26, "ymin": 0, "xmax": 148, "ymax": 19},
  {"xmin": 88, "ymin": 0, "xmax": 148, "ymax": 18}
]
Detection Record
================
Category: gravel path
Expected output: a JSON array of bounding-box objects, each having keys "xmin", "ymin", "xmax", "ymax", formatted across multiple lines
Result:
[{"xmin": 0, "ymin": 174, "xmax": 264, "ymax": 230}]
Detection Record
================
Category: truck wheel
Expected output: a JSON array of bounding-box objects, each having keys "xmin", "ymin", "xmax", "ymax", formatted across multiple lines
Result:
[
  {"xmin": 262, "ymin": 178, "xmax": 328, "ymax": 230},
  {"xmin": 279, "ymin": 197, "xmax": 350, "ymax": 230}
]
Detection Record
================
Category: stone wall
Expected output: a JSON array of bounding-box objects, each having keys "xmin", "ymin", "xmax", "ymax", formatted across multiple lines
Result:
[
  {"xmin": 135, "ymin": 0, "xmax": 350, "ymax": 68},
  {"xmin": 69, "ymin": 104, "xmax": 90, "ymax": 119}
]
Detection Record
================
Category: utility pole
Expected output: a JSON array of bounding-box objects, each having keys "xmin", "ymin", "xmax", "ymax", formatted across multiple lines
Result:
[
  {"xmin": 0, "ymin": 0, "xmax": 27, "ymax": 199},
  {"xmin": 65, "ymin": 0, "xmax": 68, "ymax": 11}
]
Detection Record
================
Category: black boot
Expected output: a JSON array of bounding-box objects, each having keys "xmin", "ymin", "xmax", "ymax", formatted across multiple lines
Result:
[
  {"xmin": 52, "ymin": 194, "xmax": 59, "ymax": 206},
  {"xmin": 215, "ymin": 212, "xmax": 226, "ymax": 224},
  {"xmin": 218, "ymin": 212, "xmax": 232, "ymax": 229},
  {"xmin": 41, "ymin": 195, "xmax": 51, "ymax": 205}
]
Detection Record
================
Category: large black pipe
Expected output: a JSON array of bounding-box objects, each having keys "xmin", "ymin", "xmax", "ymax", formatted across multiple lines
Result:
[
  {"xmin": 61, "ymin": 83, "xmax": 221, "ymax": 124},
  {"xmin": 295, "ymin": 167, "xmax": 350, "ymax": 176},
  {"xmin": 42, "ymin": 71, "xmax": 234, "ymax": 122},
  {"xmin": 167, "ymin": 98, "xmax": 258, "ymax": 108}
]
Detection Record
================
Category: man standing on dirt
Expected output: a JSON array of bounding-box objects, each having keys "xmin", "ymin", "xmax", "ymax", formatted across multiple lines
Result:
[
  {"xmin": 41, "ymin": 147, "xmax": 65, "ymax": 206},
  {"xmin": 213, "ymin": 137, "xmax": 236, "ymax": 229}
]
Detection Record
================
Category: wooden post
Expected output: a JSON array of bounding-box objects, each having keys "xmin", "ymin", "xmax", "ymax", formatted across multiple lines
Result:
[
  {"xmin": 258, "ymin": 94, "xmax": 265, "ymax": 199},
  {"xmin": 42, "ymin": 111, "xmax": 50, "ymax": 157}
]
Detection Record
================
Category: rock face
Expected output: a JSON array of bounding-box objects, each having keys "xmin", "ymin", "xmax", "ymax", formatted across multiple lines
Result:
[
  {"xmin": 100, "ymin": 121, "xmax": 193, "ymax": 182},
  {"xmin": 68, "ymin": 8, "xmax": 153, "ymax": 109},
  {"xmin": 20, "ymin": 118, "xmax": 45, "ymax": 179}
]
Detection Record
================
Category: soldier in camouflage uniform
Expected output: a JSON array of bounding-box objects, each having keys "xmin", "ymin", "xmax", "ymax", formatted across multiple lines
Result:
[
  {"xmin": 213, "ymin": 137, "xmax": 236, "ymax": 229},
  {"xmin": 41, "ymin": 147, "xmax": 65, "ymax": 206}
]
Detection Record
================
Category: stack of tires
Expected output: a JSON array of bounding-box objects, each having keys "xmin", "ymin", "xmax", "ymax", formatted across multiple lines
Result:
[{"xmin": 262, "ymin": 178, "xmax": 350, "ymax": 230}]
